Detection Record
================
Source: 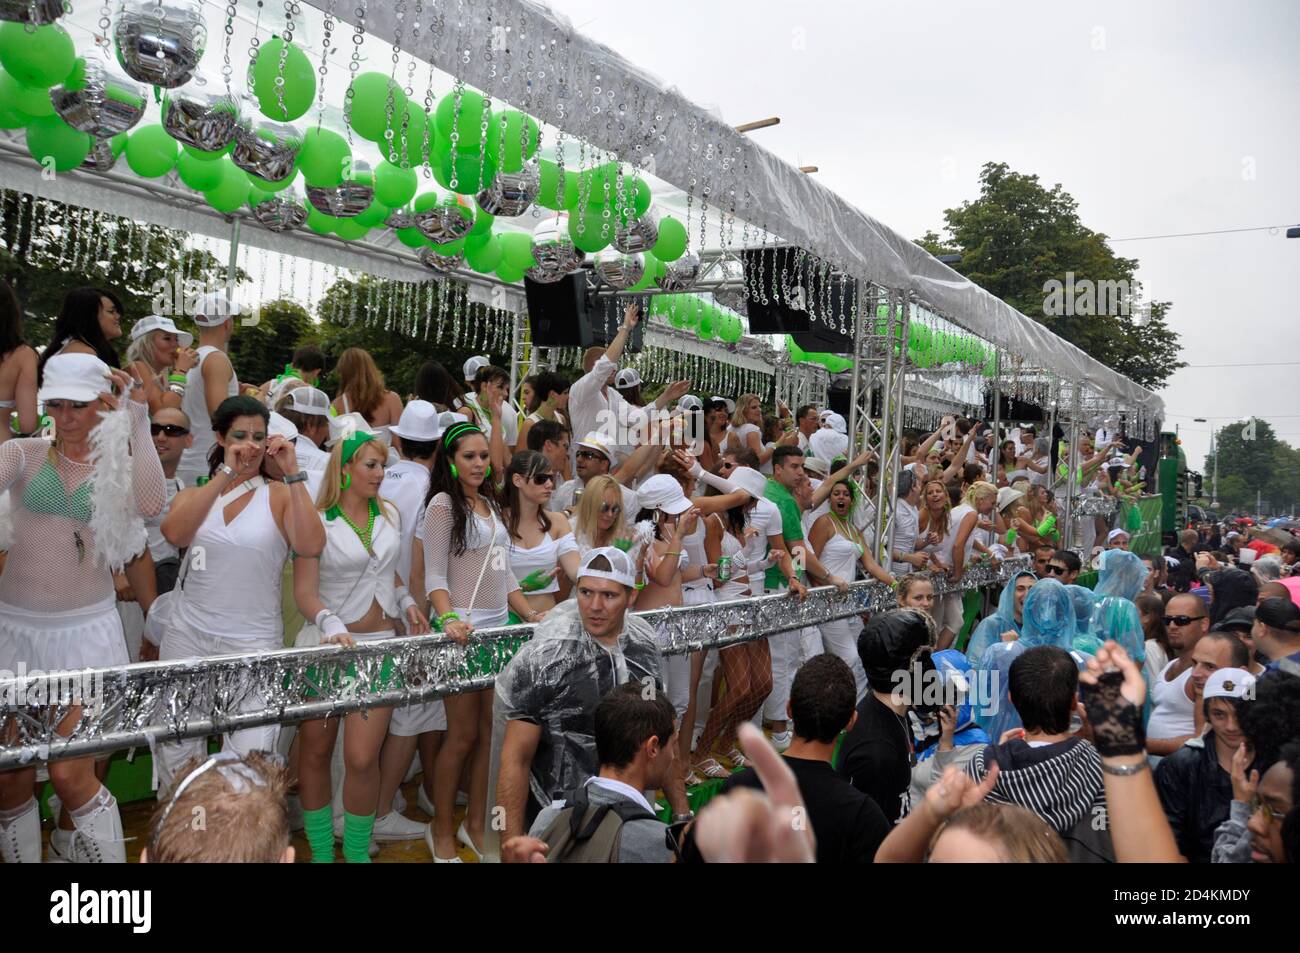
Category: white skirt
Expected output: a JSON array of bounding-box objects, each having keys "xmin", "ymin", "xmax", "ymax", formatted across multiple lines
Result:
[{"xmin": 0, "ymin": 595, "xmax": 127, "ymax": 673}]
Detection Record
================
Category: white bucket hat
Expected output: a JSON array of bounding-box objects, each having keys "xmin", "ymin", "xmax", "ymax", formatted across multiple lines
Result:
[{"xmin": 389, "ymin": 400, "xmax": 443, "ymax": 442}]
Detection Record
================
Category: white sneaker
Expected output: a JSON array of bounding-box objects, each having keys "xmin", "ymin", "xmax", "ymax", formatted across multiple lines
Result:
[
  {"xmin": 372, "ymin": 811, "xmax": 428, "ymax": 842},
  {"xmin": 417, "ymin": 785, "xmax": 435, "ymax": 817},
  {"xmin": 69, "ymin": 789, "xmax": 127, "ymax": 864},
  {"xmin": 770, "ymin": 730, "xmax": 792, "ymax": 752},
  {"xmin": 0, "ymin": 798, "xmax": 41, "ymax": 863}
]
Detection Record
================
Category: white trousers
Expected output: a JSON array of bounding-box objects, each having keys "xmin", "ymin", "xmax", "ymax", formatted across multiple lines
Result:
[{"xmin": 819, "ymin": 616, "xmax": 868, "ymax": 702}]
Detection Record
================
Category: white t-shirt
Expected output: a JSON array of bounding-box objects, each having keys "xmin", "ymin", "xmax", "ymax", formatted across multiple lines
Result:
[
  {"xmin": 380, "ymin": 458, "xmax": 431, "ymax": 585},
  {"xmin": 948, "ymin": 502, "xmax": 977, "ymax": 566},
  {"xmin": 294, "ymin": 435, "xmax": 330, "ymax": 472},
  {"xmin": 146, "ymin": 475, "xmax": 184, "ymax": 563},
  {"xmin": 743, "ymin": 496, "xmax": 780, "ymax": 582},
  {"xmin": 566, "ymin": 355, "xmax": 645, "ymax": 463},
  {"xmin": 550, "ymin": 477, "xmax": 639, "ymax": 520},
  {"xmin": 891, "ymin": 498, "xmax": 920, "ymax": 574}
]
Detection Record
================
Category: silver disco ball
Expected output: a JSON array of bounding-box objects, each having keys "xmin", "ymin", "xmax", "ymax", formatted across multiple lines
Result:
[
  {"xmin": 162, "ymin": 87, "xmax": 238, "ymax": 153},
  {"xmin": 0, "ymin": 0, "xmax": 65, "ymax": 25},
  {"xmin": 304, "ymin": 160, "xmax": 374, "ymax": 218},
  {"xmin": 476, "ymin": 166, "xmax": 540, "ymax": 218},
  {"xmin": 527, "ymin": 212, "xmax": 585, "ymax": 283},
  {"xmin": 655, "ymin": 253, "xmax": 701, "ymax": 292},
  {"xmin": 595, "ymin": 248, "xmax": 645, "ymax": 290},
  {"xmin": 232, "ymin": 112, "xmax": 302, "ymax": 184},
  {"xmin": 418, "ymin": 246, "xmax": 463, "ymax": 275},
  {"xmin": 384, "ymin": 207, "xmax": 415, "ymax": 230},
  {"xmin": 613, "ymin": 212, "xmax": 659, "ymax": 255},
  {"xmin": 251, "ymin": 188, "xmax": 308, "ymax": 232},
  {"xmin": 414, "ymin": 200, "xmax": 475, "ymax": 244},
  {"xmin": 81, "ymin": 138, "xmax": 122, "ymax": 174},
  {"xmin": 50, "ymin": 60, "xmax": 147, "ymax": 139},
  {"xmin": 114, "ymin": 0, "xmax": 208, "ymax": 89}
]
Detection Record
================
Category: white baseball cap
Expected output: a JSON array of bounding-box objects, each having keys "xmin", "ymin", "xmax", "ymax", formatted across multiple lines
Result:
[
  {"xmin": 130, "ymin": 314, "xmax": 193, "ymax": 349},
  {"xmin": 577, "ymin": 546, "xmax": 637, "ymax": 588},
  {"xmin": 637, "ymin": 473, "xmax": 692, "ymax": 515},
  {"xmin": 712, "ymin": 396, "xmax": 736, "ymax": 415},
  {"xmin": 728, "ymin": 466, "xmax": 768, "ymax": 500},
  {"xmin": 1107, "ymin": 528, "xmax": 1131, "ymax": 543},
  {"xmin": 803, "ymin": 456, "xmax": 830, "ymax": 478},
  {"xmin": 268, "ymin": 411, "xmax": 299, "ymax": 441},
  {"xmin": 37, "ymin": 353, "xmax": 111, "ymax": 403},
  {"xmin": 575, "ymin": 432, "xmax": 616, "ymax": 462},
  {"xmin": 615, "ymin": 368, "xmax": 642, "ymax": 388},
  {"xmin": 825, "ymin": 412, "xmax": 847, "ymax": 435},
  {"xmin": 463, "ymin": 355, "xmax": 490, "ymax": 382},
  {"xmin": 677, "ymin": 395, "xmax": 703, "ymax": 413},
  {"xmin": 1203, "ymin": 667, "xmax": 1255, "ymax": 702},
  {"xmin": 193, "ymin": 290, "xmax": 239, "ymax": 326},
  {"xmin": 276, "ymin": 385, "xmax": 331, "ymax": 417},
  {"xmin": 389, "ymin": 400, "xmax": 442, "ymax": 442}
]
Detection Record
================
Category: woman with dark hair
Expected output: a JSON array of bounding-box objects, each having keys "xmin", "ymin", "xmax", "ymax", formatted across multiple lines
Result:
[
  {"xmin": 420, "ymin": 422, "xmax": 540, "ymax": 862},
  {"xmin": 331, "ymin": 347, "xmax": 403, "ymax": 427},
  {"xmin": 412, "ymin": 360, "xmax": 462, "ymax": 412},
  {"xmin": 156, "ymin": 395, "xmax": 323, "ymax": 788},
  {"xmin": 1137, "ymin": 592, "xmax": 1171, "ymax": 686},
  {"xmin": 37, "ymin": 287, "xmax": 123, "ymax": 381},
  {"xmin": 515, "ymin": 370, "xmax": 570, "ymax": 456},
  {"xmin": 0, "ymin": 280, "xmax": 38, "ymax": 439},
  {"xmin": 458, "ymin": 364, "xmax": 511, "ymax": 475},
  {"xmin": 0, "ymin": 354, "xmax": 163, "ymax": 864},
  {"xmin": 502, "ymin": 450, "xmax": 579, "ymax": 618},
  {"xmin": 995, "ymin": 440, "xmax": 1020, "ymax": 487}
]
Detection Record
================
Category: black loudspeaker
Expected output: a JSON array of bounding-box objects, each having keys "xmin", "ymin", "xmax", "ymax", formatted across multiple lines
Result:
[
  {"xmin": 741, "ymin": 246, "xmax": 857, "ymax": 354},
  {"xmin": 524, "ymin": 273, "xmax": 590, "ymax": 346},
  {"xmin": 982, "ymin": 392, "xmax": 1046, "ymax": 424},
  {"xmin": 827, "ymin": 382, "xmax": 882, "ymax": 419},
  {"xmin": 586, "ymin": 291, "xmax": 647, "ymax": 352}
]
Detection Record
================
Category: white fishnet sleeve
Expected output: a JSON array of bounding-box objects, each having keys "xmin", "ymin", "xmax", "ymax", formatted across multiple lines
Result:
[{"xmin": 422, "ymin": 492, "xmax": 454, "ymax": 598}]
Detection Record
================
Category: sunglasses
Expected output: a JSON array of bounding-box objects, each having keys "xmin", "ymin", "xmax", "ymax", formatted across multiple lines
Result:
[
  {"xmin": 575, "ymin": 450, "xmax": 607, "ymax": 461},
  {"xmin": 1045, "ymin": 564, "xmax": 1068, "ymax": 576},
  {"xmin": 1163, "ymin": 615, "xmax": 1206, "ymax": 627},
  {"xmin": 600, "ymin": 503, "xmax": 622, "ymax": 515},
  {"xmin": 529, "ymin": 472, "xmax": 556, "ymax": 486},
  {"xmin": 151, "ymin": 423, "xmax": 190, "ymax": 437}
]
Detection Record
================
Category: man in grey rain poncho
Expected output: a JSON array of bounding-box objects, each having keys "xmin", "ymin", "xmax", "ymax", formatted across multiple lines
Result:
[{"xmin": 490, "ymin": 547, "xmax": 690, "ymax": 851}]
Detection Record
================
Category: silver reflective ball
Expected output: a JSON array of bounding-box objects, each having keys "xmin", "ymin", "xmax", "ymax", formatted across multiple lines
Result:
[
  {"xmin": 527, "ymin": 212, "xmax": 585, "ymax": 283},
  {"xmin": 613, "ymin": 212, "xmax": 659, "ymax": 255},
  {"xmin": 476, "ymin": 167, "xmax": 540, "ymax": 218},
  {"xmin": 0, "ymin": 0, "xmax": 64, "ymax": 25},
  {"xmin": 384, "ymin": 207, "xmax": 415, "ymax": 230},
  {"xmin": 418, "ymin": 246, "xmax": 463, "ymax": 275},
  {"xmin": 50, "ymin": 60, "xmax": 147, "ymax": 139},
  {"xmin": 80, "ymin": 138, "xmax": 122, "ymax": 174},
  {"xmin": 414, "ymin": 200, "xmax": 475, "ymax": 244},
  {"xmin": 595, "ymin": 248, "xmax": 645, "ymax": 291},
  {"xmin": 305, "ymin": 159, "xmax": 374, "ymax": 218},
  {"xmin": 114, "ymin": 0, "xmax": 208, "ymax": 89},
  {"xmin": 251, "ymin": 188, "xmax": 309, "ymax": 232},
  {"xmin": 655, "ymin": 253, "xmax": 701, "ymax": 292},
  {"xmin": 231, "ymin": 111, "xmax": 302, "ymax": 184},
  {"xmin": 162, "ymin": 87, "xmax": 239, "ymax": 153}
]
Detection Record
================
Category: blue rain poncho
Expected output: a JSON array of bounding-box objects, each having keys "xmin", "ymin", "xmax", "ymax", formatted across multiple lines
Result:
[
  {"xmin": 1066, "ymin": 584, "xmax": 1103, "ymax": 656},
  {"xmin": 964, "ymin": 571, "xmax": 1037, "ymax": 665},
  {"xmin": 1088, "ymin": 550, "xmax": 1146, "ymax": 662},
  {"xmin": 974, "ymin": 578, "xmax": 1077, "ymax": 739},
  {"xmin": 1094, "ymin": 549, "xmax": 1148, "ymax": 601},
  {"xmin": 915, "ymin": 649, "xmax": 990, "ymax": 761}
]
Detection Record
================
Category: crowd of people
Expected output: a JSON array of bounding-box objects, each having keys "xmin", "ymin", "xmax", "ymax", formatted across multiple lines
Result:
[{"xmin": 0, "ymin": 282, "xmax": 1296, "ymax": 864}]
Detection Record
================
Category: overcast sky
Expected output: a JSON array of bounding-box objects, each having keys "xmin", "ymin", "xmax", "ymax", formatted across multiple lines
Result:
[{"xmin": 545, "ymin": 0, "xmax": 1300, "ymax": 488}]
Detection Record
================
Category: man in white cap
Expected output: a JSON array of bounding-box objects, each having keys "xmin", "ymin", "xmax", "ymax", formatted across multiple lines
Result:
[
  {"xmin": 1107, "ymin": 528, "xmax": 1131, "ymax": 551},
  {"xmin": 273, "ymin": 382, "xmax": 332, "ymax": 472},
  {"xmin": 809, "ymin": 422, "xmax": 848, "ymax": 467},
  {"xmin": 492, "ymin": 547, "xmax": 690, "ymax": 845},
  {"xmin": 176, "ymin": 290, "xmax": 239, "ymax": 486},
  {"xmin": 549, "ymin": 432, "xmax": 639, "ymax": 517},
  {"xmin": 568, "ymin": 303, "xmax": 690, "ymax": 466}
]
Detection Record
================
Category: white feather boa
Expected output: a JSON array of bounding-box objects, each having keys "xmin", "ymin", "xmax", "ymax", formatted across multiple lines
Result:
[{"xmin": 88, "ymin": 404, "xmax": 148, "ymax": 571}]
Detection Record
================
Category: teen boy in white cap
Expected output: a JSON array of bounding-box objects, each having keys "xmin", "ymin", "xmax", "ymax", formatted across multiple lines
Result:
[
  {"xmin": 1107, "ymin": 528, "xmax": 1131, "ymax": 551},
  {"xmin": 176, "ymin": 290, "xmax": 239, "ymax": 486},
  {"xmin": 273, "ymin": 384, "xmax": 332, "ymax": 472}
]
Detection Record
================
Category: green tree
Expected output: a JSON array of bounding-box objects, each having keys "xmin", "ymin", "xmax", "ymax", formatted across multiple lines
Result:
[
  {"xmin": 228, "ymin": 298, "xmax": 313, "ymax": 388},
  {"xmin": 1204, "ymin": 418, "xmax": 1299, "ymax": 513},
  {"xmin": 915, "ymin": 162, "xmax": 1185, "ymax": 390}
]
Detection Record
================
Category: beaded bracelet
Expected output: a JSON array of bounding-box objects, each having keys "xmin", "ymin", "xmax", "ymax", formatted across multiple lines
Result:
[{"xmin": 437, "ymin": 611, "xmax": 461, "ymax": 628}]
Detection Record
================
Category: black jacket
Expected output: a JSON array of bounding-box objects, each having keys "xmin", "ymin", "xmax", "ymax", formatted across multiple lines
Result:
[{"xmin": 1154, "ymin": 733, "xmax": 1237, "ymax": 864}]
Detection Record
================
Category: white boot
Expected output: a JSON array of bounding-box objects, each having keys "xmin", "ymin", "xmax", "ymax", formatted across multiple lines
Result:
[
  {"xmin": 45, "ymin": 794, "xmax": 73, "ymax": 863},
  {"xmin": 0, "ymin": 798, "xmax": 41, "ymax": 863},
  {"xmin": 69, "ymin": 787, "xmax": 127, "ymax": 864}
]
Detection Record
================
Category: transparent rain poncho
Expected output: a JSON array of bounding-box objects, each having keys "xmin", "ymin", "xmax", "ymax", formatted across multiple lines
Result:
[
  {"xmin": 915, "ymin": 649, "xmax": 990, "ymax": 761},
  {"xmin": 1094, "ymin": 549, "xmax": 1148, "ymax": 601},
  {"xmin": 964, "ymin": 571, "xmax": 1036, "ymax": 665},
  {"xmin": 1088, "ymin": 550, "xmax": 1146, "ymax": 662},
  {"xmin": 1066, "ymin": 584, "xmax": 1103, "ymax": 656},
  {"xmin": 974, "ymin": 579, "xmax": 1077, "ymax": 739}
]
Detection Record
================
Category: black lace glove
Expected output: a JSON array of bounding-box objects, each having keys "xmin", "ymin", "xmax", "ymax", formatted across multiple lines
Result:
[{"xmin": 1080, "ymin": 669, "xmax": 1145, "ymax": 756}]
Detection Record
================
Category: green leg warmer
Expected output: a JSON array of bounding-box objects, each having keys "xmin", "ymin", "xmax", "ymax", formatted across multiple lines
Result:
[
  {"xmin": 342, "ymin": 811, "xmax": 375, "ymax": 864},
  {"xmin": 303, "ymin": 805, "xmax": 335, "ymax": 864}
]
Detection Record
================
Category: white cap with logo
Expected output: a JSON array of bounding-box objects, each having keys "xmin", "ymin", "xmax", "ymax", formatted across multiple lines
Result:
[
  {"xmin": 1203, "ymin": 668, "xmax": 1255, "ymax": 702},
  {"xmin": 463, "ymin": 355, "xmax": 490, "ymax": 382}
]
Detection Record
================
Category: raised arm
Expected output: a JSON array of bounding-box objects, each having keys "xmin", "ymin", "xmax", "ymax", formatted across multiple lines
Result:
[{"xmin": 902, "ymin": 428, "xmax": 942, "ymax": 466}]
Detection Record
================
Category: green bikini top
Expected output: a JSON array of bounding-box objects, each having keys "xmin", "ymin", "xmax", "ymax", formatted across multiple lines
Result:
[{"xmin": 22, "ymin": 459, "xmax": 93, "ymax": 524}]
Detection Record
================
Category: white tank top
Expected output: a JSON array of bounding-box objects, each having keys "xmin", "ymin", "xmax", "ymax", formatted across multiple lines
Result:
[
  {"xmin": 1147, "ymin": 660, "xmax": 1196, "ymax": 739},
  {"xmin": 948, "ymin": 503, "xmax": 977, "ymax": 565},
  {"xmin": 175, "ymin": 481, "xmax": 288, "ymax": 640},
  {"xmin": 680, "ymin": 519, "xmax": 711, "ymax": 592},
  {"xmin": 712, "ymin": 518, "xmax": 749, "ymax": 600},
  {"xmin": 179, "ymin": 346, "xmax": 238, "ymax": 479},
  {"xmin": 508, "ymin": 529, "xmax": 578, "ymax": 595},
  {"xmin": 818, "ymin": 521, "xmax": 864, "ymax": 583}
]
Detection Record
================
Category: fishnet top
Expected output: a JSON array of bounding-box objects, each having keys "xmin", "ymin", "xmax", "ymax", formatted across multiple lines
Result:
[
  {"xmin": 0, "ymin": 399, "xmax": 167, "ymax": 612},
  {"xmin": 421, "ymin": 492, "xmax": 520, "ymax": 613}
]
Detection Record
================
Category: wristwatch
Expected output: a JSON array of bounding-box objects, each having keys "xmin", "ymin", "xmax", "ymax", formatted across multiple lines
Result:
[
  {"xmin": 216, "ymin": 464, "xmax": 236, "ymax": 479},
  {"xmin": 283, "ymin": 471, "xmax": 309, "ymax": 485}
]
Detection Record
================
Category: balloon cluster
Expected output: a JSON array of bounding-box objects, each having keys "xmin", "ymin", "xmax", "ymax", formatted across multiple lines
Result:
[{"xmin": 651, "ymin": 295, "xmax": 744, "ymax": 343}]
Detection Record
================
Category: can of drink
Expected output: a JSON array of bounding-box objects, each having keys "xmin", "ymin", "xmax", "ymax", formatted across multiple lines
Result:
[{"xmin": 716, "ymin": 556, "xmax": 731, "ymax": 582}]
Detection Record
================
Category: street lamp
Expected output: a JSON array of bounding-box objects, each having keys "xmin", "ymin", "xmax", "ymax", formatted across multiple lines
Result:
[{"xmin": 1194, "ymin": 418, "xmax": 1218, "ymax": 506}]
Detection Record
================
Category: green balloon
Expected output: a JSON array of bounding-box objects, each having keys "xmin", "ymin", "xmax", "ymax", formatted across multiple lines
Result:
[
  {"xmin": 718, "ymin": 312, "xmax": 742, "ymax": 343},
  {"xmin": 395, "ymin": 226, "xmax": 426, "ymax": 248},
  {"xmin": 252, "ymin": 37, "xmax": 315, "ymax": 122},
  {"xmin": 436, "ymin": 146, "xmax": 496, "ymax": 194},
  {"xmin": 355, "ymin": 200, "xmax": 391, "ymax": 227},
  {"xmin": 177, "ymin": 150, "xmax": 226, "ymax": 190},
  {"xmin": 0, "ymin": 23, "xmax": 74, "ymax": 88},
  {"xmin": 495, "ymin": 261, "xmax": 526, "ymax": 284},
  {"xmin": 499, "ymin": 231, "xmax": 535, "ymax": 271},
  {"xmin": 25, "ymin": 115, "xmax": 90, "ymax": 172},
  {"xmin": 698, "ymin": 307, "xmax": 717, "ymax": 341},
  {"xmin": 470, "ymin": 208, "xmax": 494, "ymax": 237},
  {"xmin": 0, "ymin": 69, "xmax": 54, "ymax": 117},
  {"xmin": 374, "ymin": 160, "xmax": 418, "ymax": 209},
  {"xmin": 125, "ymin": 124, "xmax": 178, "ymax": 178},
  {"xmin": 484, "ymin": 109, "xmax": 539, "ymax": 173},
  {"xmin": 536, "ymin": 160, "xmax": 574, "ymax": 212},
  {"xmin": 108, "ymin": 132, "xmax": 128, "ymax": 159},
  {"xmin": 627, "ymin": 252, "xmax": 659, "ymax": 292},
  {"xmin": 307, "ymin": 208, "xmax": 338, "ymax": 235},
  {"xmin": 433, "ymin": 88, "xmax": 487, "ymax": 148},
  {"xmin": 569, "ymin": 209, "xmax": 613, "ymax": 254},
  {"xmin": 629, "ymin": 177, "xmax": 652, "ymax": 217},
  {"xmin": 298, "ymin": 127, "xmax": 350, "ymax": 187},
  {"xmin": 376, "ymin": 101, "xmax": 434, "ymax": 164},
  {"xmin": 652, "ymin": 216, "xmax": 687, "ymax": 262},
  {"xmin": 345, "ymin": 72, "xmax": 405, "ymax": 142},
  {"xmin": 412, "ymin": 191, "xmax": 441, "ymax": 214},
  {"xmin": 333, "ymin": 218, "xmax": 371, "ymax": 241},
  {"xmin": 465, "ymin": 234, "xmax": 503, "ymax": 273},
  {"xmin": 0, "ymin": 98, "xmax": 29, "ymax": 129},
  {"xmin": 203, "ymin": 161, "xmax": 249, "ymax": 213},
  {"xmin": 578, "ymin": 163, "xmax": 622, "ymax": 205}
]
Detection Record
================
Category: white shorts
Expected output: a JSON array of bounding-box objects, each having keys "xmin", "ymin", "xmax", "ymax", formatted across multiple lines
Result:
[{"xmin": 0, "ymin": 595, "xmax": 127, "ymax": 674}]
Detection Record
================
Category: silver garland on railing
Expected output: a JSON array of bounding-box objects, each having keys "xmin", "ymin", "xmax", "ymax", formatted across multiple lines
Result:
[
  {"xmin": 1073, "ymin": 496, "xmax": 1118, "ymax": 518},
  {"xmin": 0, "ymin": 558, "xmax": 1030, "ymax": 768}
]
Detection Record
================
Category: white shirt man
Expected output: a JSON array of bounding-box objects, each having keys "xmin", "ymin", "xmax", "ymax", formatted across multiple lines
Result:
[
  {"xmin": 275, "ymin": 384, "xmax": 332, "ymax": 472},
  {"xmin": 383, "ymin": 401, "xmax": 441, "ymax": 585},
  {"xmin": 176, "ymin": 290, "xmax": 239, "ymax": 486},
  {"xmin": 889, "ymin": 471, "xmax": 924, "ymax": 576},
  {"xmin": 549, "ymin": 433, "xmax": 639, "ymax": 517}
]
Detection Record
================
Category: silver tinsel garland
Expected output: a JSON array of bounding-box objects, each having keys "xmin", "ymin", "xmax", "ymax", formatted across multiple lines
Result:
[{"xmin": 1073, "ymin": 496, "xmax": 1118, "ymax": 518}]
